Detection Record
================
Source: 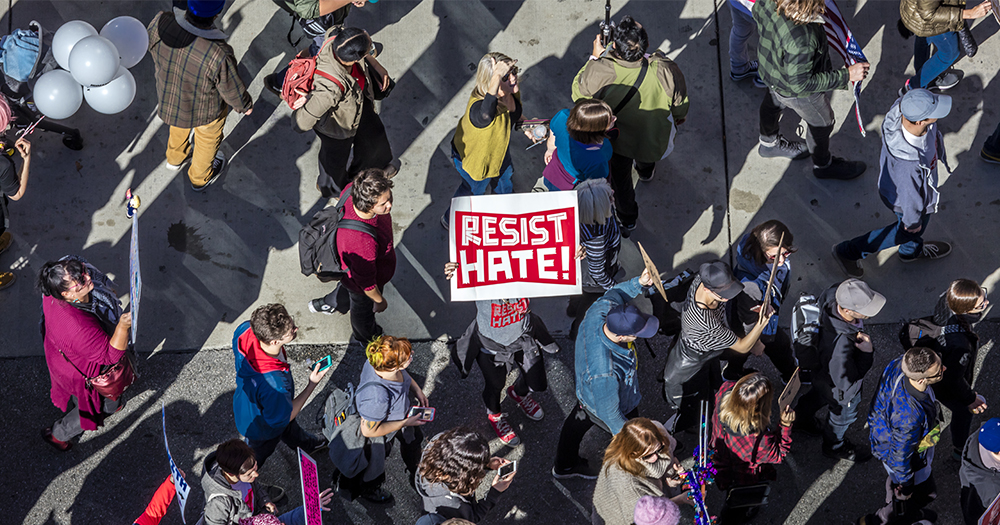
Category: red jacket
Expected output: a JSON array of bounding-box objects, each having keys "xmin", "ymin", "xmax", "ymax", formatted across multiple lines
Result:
[{"xmin": 711, "ymin": 381, "xmax": 792, "ymax": 490}]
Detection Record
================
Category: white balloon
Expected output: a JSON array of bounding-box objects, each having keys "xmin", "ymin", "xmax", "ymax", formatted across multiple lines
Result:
[
  {"xmin": 68, "ymin": 35, "xmax": 121, "ymax": 87},
  {"xmin": 84, "ymin": 67, "xmax": 136, "ymax": 114},
  {"xmin": 52, "ymin": 20, "xmax": 98, "ymax": 71},
  {"xmin": 100, "ymin": 16, "xmax": 149, "ymax": 69},
  {"xmin": 33, "ymin": 70, "xmax": 83, "ymax": 119}
]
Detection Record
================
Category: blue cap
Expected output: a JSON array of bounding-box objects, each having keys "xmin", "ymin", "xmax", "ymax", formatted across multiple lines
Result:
[
  {"xmin": 981, "ymin": 418, "xmax": 1000, "ymax": 453},
  {"xmin": 188, "ymin": 0, "xmax": 225, "ymax": 17},
  {"xmin": 606, "ymin": 304, "xmax": 659, "ymax": 338},
  {"xmin": 900, "ymin": 88, "xmax": 951, "ymax": 122}
]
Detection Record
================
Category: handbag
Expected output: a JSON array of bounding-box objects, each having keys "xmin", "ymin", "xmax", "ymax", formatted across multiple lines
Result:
[
  {"xmin": 58, "ymin": 349, "xmax": 134, "ymax": 401},
  {"xmin": 957, "ymin": 23, "xmax": 978, "ymax": 58}
]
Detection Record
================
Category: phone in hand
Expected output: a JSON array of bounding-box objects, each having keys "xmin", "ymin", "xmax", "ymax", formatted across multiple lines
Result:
[
  {"xmin": 316, "ymin": 355, "xmax": 333, "ymax": 372},
  {"xmin": 497, "ymin": 460, "xmax": 516, "ymax": 479},
  {"xmin": 407, "ymin": 406, "xmax": 435, "ymax": 421}
]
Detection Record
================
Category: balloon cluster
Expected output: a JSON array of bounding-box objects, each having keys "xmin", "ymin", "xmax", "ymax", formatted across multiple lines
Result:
[{"xmin": 33, "ymin": 17, "xmax": 148, "ymax": 119}]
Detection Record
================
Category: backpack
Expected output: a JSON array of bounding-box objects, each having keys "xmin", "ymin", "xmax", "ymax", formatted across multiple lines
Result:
[
  {"xmin": 790, "ymin": 293, "xmax": 821, "ymax": 375},
  {"xmin": 298, "ymin": 197, "xmax": 377, "ymax": 282},
  {"xmin": 316, "ymin": 381, "xmax": 390, "ymax": 441},
  {"xmin": 281, "ymin": 35, "xmax": 345, "ymax": 110}
]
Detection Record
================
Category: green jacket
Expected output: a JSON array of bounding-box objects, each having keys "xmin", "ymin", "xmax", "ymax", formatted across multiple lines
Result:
[
  {"xmin": 754, "ymin": 0, "xmax": 848, "ymax": 98},
  {"xmin": 900, "ymin": 0, "xmax": 965, "ymax": 37},
  {"xmin": 572, "ymin": 53, "xmax": 688, "ymax": 163}
]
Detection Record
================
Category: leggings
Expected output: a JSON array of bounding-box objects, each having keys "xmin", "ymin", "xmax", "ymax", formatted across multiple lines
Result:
[{"xmin": 476, "ymin": 350, "xmax": 547, "ymax": 414}]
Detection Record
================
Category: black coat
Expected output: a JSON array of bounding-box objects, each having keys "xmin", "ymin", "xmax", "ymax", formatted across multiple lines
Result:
[{"xmin": 960, "ymin": 430, "xmax": 1000, "ymax": 525}]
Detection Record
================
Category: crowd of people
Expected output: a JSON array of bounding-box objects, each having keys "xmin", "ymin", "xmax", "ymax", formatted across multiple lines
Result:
[{"xmin": 18, "ymin": 0, "xmax": 1000, "ymax": 524}]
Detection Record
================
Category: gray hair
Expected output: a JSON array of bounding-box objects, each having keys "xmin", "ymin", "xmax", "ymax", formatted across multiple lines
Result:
[{"xmin": 576, "ymin": 178, "xmax": 614, "ymax": 225}]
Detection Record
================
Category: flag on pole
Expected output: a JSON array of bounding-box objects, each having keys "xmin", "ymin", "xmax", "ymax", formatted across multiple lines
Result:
[{"xmin": 732, "ymin": 0, "xmax": 869, "ymax": 136}]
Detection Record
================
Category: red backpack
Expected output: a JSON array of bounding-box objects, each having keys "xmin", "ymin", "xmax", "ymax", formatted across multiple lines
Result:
[{"xmin": 281, "ymin": 36, "xmax": 345, "ymax": 110}]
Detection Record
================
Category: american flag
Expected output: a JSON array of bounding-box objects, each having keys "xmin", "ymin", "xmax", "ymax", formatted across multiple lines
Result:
[{"xmin": 733, "ymin": 0, "xmax": 869, "ymax": 136}]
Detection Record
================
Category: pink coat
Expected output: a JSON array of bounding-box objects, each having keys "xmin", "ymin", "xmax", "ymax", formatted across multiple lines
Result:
[{"xmin": 42, "ymin": 296, "xmax": 124, "ymax": 431}]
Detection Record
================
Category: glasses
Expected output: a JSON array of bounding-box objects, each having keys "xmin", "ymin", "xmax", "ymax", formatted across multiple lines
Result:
[
  {"xmin": 501, "ymin": 66, "xmax": 519, "ymax": 82},
  {"xmin": 974, "ymin": 287, "xmax": 990, "ymax": 311},
  {"xmin": 766, "ymin": 250, "xmax": 792, "ymax": 262},
  {"xmin": 640, "ymin": 444, "xmax": 663, "ymax": 463},
  {"xmin": 926, "ymin": 365, "xmax": 946, "ymax": 381},
  {"xmin": 65, "ymin": 271, "xmax": 91, "ymax": 292}
]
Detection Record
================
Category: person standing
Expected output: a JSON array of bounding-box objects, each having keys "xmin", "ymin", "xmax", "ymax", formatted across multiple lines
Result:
[
  {"xmin": 148, "ymin": 0, "xmax": 253, "ymax": 191},
  {"xmin": 571, "ymin": 15, "xmax": 688, "ymax": 235},
  {"xmin": 306, "ymin": 169, "xmax": 395, "ymax": 345},
  {"xmin": 858, "ymin": 346, "xmax": 944, "ymax": 525},
  {"xmin": 727, "ymin": 0, "xmax": 765, "ymax": 88},
  {"xmin": 832, "ymin": 89, "xmax": 952, "ymax": 277},
  {"xmin": 553, "ymin": 270, "xmax": 658, "ymax": 480},
  {"xmin": 0, "ymin": 122, "xmax": 30, "ymax": 290},
  {"xmin": 232, "ymin": 303, "xmax": 329, "ymax": 469},
  {"xmin": 569, "ymin": 178, "xmax": 623, "ymax": 339},
  {"xmin": 796, "ymin": 278, "xmax": 882, "ymax": 462},
  {"xmin": 960, "ymin": 418, "xmax": 1000, "ymax": 525},
  {"xmin": 540, "ymin": 98, "xmax": 615, "ymax": 191},
  {"xmin": 898, "ymin": 0, "xmax": 992, "ymax": 93},
  {"xmin": 754, "ymin": 0, "xmax": 868, "ymax": 179}
]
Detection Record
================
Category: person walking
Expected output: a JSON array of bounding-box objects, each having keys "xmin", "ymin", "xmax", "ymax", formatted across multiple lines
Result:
[
  {"xmin": 0, "ymin": 118, "xmax": 30, "ymax": 290},
  {"xmin": 148, "ymin": 0, "xmax": 253, "ymax": 191},
  {"xmin": 833, "ymin": 89, "xmax": 952, "ymax": 277},
  {"xmin": 552, "ymin": 269, "xmax": 658, "ymax": 480},
  {"xmin": 441, "ymin": 52, "xmax": 523, "ymax": 229},
  {"xmin": 306, "ymin": 168, "xmax": 395, "ymax": 345},
  {"xmin": 960, "ymin": 418, "xmax": 1000, "ymax": 525},
  {"xmin": 728, "ymin": 0, "xmax": 765, "ymax": 88},
  {"xmin": 38, "ymin": 256, "xmax": 131, "ymax": 450},
  {"xmin": 858, "ymin": 346, "xmax": 944, "ymax": 525},
  {"xmin": 540, "ymin": 98, "xmax": 615, "ymax": 191},
  {"xmin": 898, "ymin": 0, "xmax": 992, "ymax": 93},
  {"xmin": 291, "ymin": 27, "xmax": 394, "ymax": 198},
  {"xmin": 796, "ymin": 278, "xmax": 882, "ymax": 462},
  {"xmin": 754, "ymin": 0, "xmax": 868, "ymax": 179},
  {"xmin": 232, "ymin": 303, "xmax": 329, "ymax": 469},
  {"xmin": 571, "ymin": 15, "xmax": 688, "ymax": 235}
]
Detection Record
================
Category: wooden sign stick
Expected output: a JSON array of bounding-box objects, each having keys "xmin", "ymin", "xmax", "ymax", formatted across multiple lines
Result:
[
  {"xmin": 637, "ymin": 242, "xmax": 668, "ymax": 303},
  {"xmin": 758, "ymin": 232, "xmax": 784, "ymax": 324}
]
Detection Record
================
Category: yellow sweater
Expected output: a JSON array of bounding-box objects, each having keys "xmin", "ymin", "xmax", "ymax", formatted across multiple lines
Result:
[{"xmin": 452, "ymin": 93, "xmax": 517, "ymax": 181}]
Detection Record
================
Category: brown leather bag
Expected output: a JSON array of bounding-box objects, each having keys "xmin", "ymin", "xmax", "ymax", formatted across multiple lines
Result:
[{"xmin": 59, "ymin": 349, "xmax": 135, "ymax": 401}]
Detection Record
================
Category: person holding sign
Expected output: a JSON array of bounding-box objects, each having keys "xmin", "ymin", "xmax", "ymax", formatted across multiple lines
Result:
[
  {"xmin": 0, "ymin": 131, "xmax": 31, "ymax": 291},
  {"xmin": 552, "ymin": 269, "xmax": 658, "ymax": 480},
  {"xmin": 960, "ymin": 418, "xmax": 1000, "ymax": 525},
  {"xmin": 661, "ymin": 261, "xmax": 771, "ymax": 434},
  {"xmin": 711, "ymin": 373, "xmax": 795, "ymax": 523}
]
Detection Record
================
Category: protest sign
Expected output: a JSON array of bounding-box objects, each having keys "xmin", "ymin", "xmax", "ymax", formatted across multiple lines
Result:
[
  {"xmin": 127, "ymin": 189, "xmax": 141, "ymax": 344},
  {"xmin": 161, "ymin": 403, "xmax": 190, "ymax": 523},
  {"xmin": 448, "ymin": 192, "xmax": 581, "ymax": 301},
  {"xmin": 637, "ymin": 242, "xmax": 667, "ymax": 303},
  {"xmin": 778, "ymin": 368, "xmax": 801, "ymax": 414},
  {"xmin": 298, "ymin": 448, "xmax": 322, "ymax": 525},
  {"xmin": 982, "ymin": 490, "xmax": 1000, "ymax": 525}
]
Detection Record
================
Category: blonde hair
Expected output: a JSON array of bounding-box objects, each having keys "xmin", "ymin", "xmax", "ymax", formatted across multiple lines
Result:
[
  {"xmin": 576, "ymin": 178, "xmax": 614, "ymax": 226},
  {"xmin": 365, "ymin": 335, "xmax": 412, "ymax": 372},
  {"xmin": 718, "ymin": 373, "xmax": 773, "ymax": 435},
  {"xmin": 602, "ymin": 418, "xmax": 672, "ymax": 477},
  {"xmin": 775, "ymin": 0, "xmax": 825, "ymax": 24},
  {"xmin": 473, "ymin": 52, "xmax": 515, "ymax": 98}
]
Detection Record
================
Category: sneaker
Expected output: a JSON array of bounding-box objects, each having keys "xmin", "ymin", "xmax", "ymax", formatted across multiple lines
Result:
[
  {"xmin": 487, "ymin": 412, "xmax": 520, "ymax": 446},
  {"xmin": 831, "ymin": 244, "xmax": 864, "ymax": 278},
  {"xmin": 383, "ymin": 162, "xmax": 399, "ymax": 180},
  {"xmin": 551, "ymin": 462, "xmax": 599, "ymax": 480},
  {"xmin": 0, "ymin": 272, "xmax": 16, "ymax": 291},
  {"xmin": 540, "ymin": 342, "xmax": 560, "ymax": 354},
  {"xmin": 856, "ymin": 513, "xmax": 878, "ymax": 525},
  {"xmin": 730, "ymin": 61, "xmax": 759, "ymax": 81},
  {"xmin": 507, "ymin": 386, "xmax": 544, "ymax": 420},
  {"xmin": 165, "ymin": 155, "xmax": 190, "ymax": 171},
  {"xmin": 814, "ymin": 157, "xmax": 866, "ymax": 180},
  {"xmin": 264, "ymin": 72, "xmax": 284, "ymax": 96},
  {"xmin": 752, "ymin": 75, "xmax": 766, "ymax": 89},
  {"xmin": 758, "ymin": 136, "xmax": 809, "ymax": 160},
  {"xmin": 0, "ymin": 231, "xmax": 11, "ymax": 254},
  {"xmin": 359, "ymin": 486, "xmax": 394, "ymax": 503},
  {"xmin": 41, "ymin": 427, "xmax": 72, "ymax": 451},
  {"xmin": 309, "ymin": 438, "xmax": 330, "ymax": 456},
  {"xmin": 981, "ymin": 148, "xmax": 1000, "ymax": 164},
  {"xmin": 636, "ymin": 164, "xmax": 654, "ymax": 182},
  {"xmin": 899, "ymin": 241, "xmax": 952, "ymax": 262},
  {"xmin": 822, "ymin": 439, "xmax": 872, "ymax": 462},
  {"xmin": 931, "ymin": 69, "xmax": 962, "ymax": 91},
  {"xmin": 308, "ymin": 298, "xmax": 336, "ymax": 315},
  {"xmin": 191, "ymin": 152, "xmax": 226, "ymax": 192}
]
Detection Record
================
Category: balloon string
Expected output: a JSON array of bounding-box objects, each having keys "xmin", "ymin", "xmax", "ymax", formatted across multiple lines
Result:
[{"xmin": 8, "ymin": 0, "xmax": 12, "ymax": 35}]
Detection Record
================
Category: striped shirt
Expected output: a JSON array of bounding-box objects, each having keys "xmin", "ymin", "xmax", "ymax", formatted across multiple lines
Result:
[
  {"xmin": 580, "ymin": 216, "xmax": 621, "ymax": 292},
  {"xmin": 680, "ymin": 275, "xmax": 738, "ymax": 356}
]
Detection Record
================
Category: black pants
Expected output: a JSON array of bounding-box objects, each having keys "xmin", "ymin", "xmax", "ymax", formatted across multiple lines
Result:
[
  {"xmin": 315, "ymin": 97, "xmax": 393, "ymax": 198},
  {"xmin": 554, "ymin": 403, "xmax": 638, "ymax": 470},
  {"xmin": 476, "ymin": 350, "xmax": 547, "ymax": 414},
  {"xmin": 662, "ymin": 356, "xmax": 720, "ymax": 433},
  {"xmin": 721, "ymin": 329, "xmax": 798, "ymax": 383},
  {"xmin": 343, "ymin": 288, "xmax": 382, "ymax": 346},
  {"xmin": 758, "ymin": 89, "xmax": 834, "ymax": 167},
  {"xmin": 607, "ymin": 153, "xmax": 651, "ymax": 228},
  {"xmin": 940, "ymin": 396, "xmax": 974, "ymax": 454},
  {"xmin": 246, "ymin": 419, "xmax": 326, "ymax": 469},
  {"xmin": 337, "ymin": 427, "xmax": 424, "ymax": 498}
]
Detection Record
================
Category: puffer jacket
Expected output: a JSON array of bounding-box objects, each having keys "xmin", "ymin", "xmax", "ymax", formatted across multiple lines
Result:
[
  {"xmin": 868, "ymin": 356, "xmax": 939, "ymax": 487},
  {"xmin": 292, "ymin": 26, "xmax": 376, "ymax": 139},
  {"xmin": 195, "ymin": 451, "xmax": 270, "ymax": 525},
  {"xmin": 900, "ymin": 0, "xmax": 966, "ymax": 37}
]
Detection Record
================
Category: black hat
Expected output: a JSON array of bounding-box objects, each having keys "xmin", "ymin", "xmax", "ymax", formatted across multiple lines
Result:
[{"xmin": 699, "ymin": 261, "xmax": 741, "ymax": 300}]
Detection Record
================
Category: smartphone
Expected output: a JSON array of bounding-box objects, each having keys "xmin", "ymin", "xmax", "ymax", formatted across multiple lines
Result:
[
  {"xmin": 316, "ymin": 355, "xmax": 333, "ymax": 372},
  {"xmin": 497, "ymin": 461, "xmax": 516, "ymax": 479},
  {"xmin": 407, "ymin": 406, "xmax": 435, "ymax": 421}
]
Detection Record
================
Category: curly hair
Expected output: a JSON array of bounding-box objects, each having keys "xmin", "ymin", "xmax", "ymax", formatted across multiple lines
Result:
[
  {"xmin": 602, "ymin": 418, "xmax": 672, "ymax": 477},
  {"xmin": 612, "ymin": 16, "xmax": 648, "ymax": 62},
  {"xmin": 418, "ymin": 427, "xmax": 491, "ymax": 495},
  {"xmin": 250, "ymin": 303, "xmax": 294, "ymax": 344},
  {"xmin": 775, "ymin": 0, "xmax": 825, "ymax": 24},
  {"xmin": 365, "ymin": 335, "xmax": 412, "ymax": 371}
]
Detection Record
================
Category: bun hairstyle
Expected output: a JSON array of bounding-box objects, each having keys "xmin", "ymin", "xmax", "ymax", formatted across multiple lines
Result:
[
  {"xmin": 365, "ymin": 335, "xmax": 413, "ymax": 372},
  {"xmin": 333, "ymin": 27, "xmax": 372, "ymax": 63},
  {"xmin": 612, "ymin": 16, "xmax": 648, "ymax": 62}
]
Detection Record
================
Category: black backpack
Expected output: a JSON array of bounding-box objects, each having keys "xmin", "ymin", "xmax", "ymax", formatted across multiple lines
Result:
[{"xmin": 298, "ymin": 199, "xmax": 377, "ymax": 283}]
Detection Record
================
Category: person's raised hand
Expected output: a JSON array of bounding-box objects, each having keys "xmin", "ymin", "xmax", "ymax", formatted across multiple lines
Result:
[
  {"xmin": 118, "ymin": 312, "xmax": 133, "ymax": 329},
  {"xmin": 965, "ymin": 1, "xmax": 991, "ymax": 19},
  {"xmin": 591, "ymin": 34, "xmax": 606, "ymax": 58},
  {"xmin": 14, "ymin": 137, "xmax": 30, "ymax": 158},
  {"xmin": 444, "ymin": 262, "xmax": 459, "ymax": 280},
  {"xmin": 319, "ymin": 487, "xmax": 335, "ymax": 510},
  {"xmin": 639, "ymin": 267, "xmax": 654, "ymax": 287},
  {"xmin": 847, "ymin": 62, "xmax": 870, "ymax": 83},
  {"xmin": 492, "ymin": 58, "xmax": 512, "ymax": 80},
  {"xmin": 780, "ymin": 405, "xmax": 796, "ymax": 427}
]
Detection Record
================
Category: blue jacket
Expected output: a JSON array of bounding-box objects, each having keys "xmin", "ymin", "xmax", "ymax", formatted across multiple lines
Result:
[
  {"xmin": 575, "ymin": 277, "xmax": 645, "ymax": 435},
  {"xmin": 733, "ymin": 234, "xmax": 788, "ymax": 337},
  {"xmin": 232, "ymin": 321, "xmax": 294, "ymax": 441},
  {"xmin": 868, "ymin": 356, "xmax": 938, "ymax": 487},
  {"xmin": 877, "ymin": 97, "xmax": 945, "ymax": 229}
]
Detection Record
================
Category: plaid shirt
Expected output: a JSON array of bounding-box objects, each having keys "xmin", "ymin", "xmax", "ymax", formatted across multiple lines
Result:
[
  {"xmin": 147, "ymin": 11, "xmax": 252, "ymax": 128},
  {"xmin": 753, "ymin": 0, "xmax": 848, "ymax": 97},
  {"xmin": 711, "ymin": 381, "xmax": 792, "ymax": 489}
]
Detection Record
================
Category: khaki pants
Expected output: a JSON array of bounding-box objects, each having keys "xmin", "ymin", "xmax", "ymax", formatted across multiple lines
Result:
[{"xmin": 166, "ymin": 108, "xmax": 228, "ymax": 186}]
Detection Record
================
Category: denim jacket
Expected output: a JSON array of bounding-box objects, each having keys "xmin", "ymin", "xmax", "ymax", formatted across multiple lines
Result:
[{"xmin": 575, "ymin": 277, "xmax": 645, "ymax": 435}]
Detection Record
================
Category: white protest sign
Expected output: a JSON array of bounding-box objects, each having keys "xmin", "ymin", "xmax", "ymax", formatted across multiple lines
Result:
[{"xmin": 161, "ymin": 403, "xmax": 190, "ymax": 523}]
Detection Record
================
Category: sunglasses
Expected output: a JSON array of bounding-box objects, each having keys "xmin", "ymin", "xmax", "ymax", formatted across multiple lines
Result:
[
  {"xmin": 640, "ymin": 444, "xmax": 663, "ymax": 463},
  {"xmin": 974, "ymin": 287, "xmax": 990, "ymax": 311},
  {"xmin": 501, "ymin": 66, "xmax": 519, "ymax": 82}
]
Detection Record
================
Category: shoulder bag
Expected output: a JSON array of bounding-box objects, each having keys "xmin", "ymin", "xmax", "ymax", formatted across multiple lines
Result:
[{"xmin": 58, "ymin": 348, "xmax": 134, "ymax": 401}]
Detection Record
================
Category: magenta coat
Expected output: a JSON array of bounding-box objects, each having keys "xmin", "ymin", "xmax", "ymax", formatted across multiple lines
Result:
[{"xmin": 42, "ymin": 296, "xmax": 124, "ymax": 431}]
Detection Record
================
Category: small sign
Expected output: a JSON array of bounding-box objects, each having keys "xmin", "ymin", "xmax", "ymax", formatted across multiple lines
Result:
[
  {"xmin": 161, "ymin": 403, "xmax": 189, "ymax": 523},
  {"xmin": 299, "ymin": 448, "xmax": 322, "ymax": 525},
  {"xmin": 778, "ymin": 368, "xmax": 801, "ymax": 414}
]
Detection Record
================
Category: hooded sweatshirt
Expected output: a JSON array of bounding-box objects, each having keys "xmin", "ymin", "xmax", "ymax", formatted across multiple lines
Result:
[
  {"xmin": 877, "ymin": 96, "xmax": 945, "ymax": 229},
  {"xmin": 960, "ymin": 430, "xmax": 1000, "ymax": 525},
  {"xmin": 232, "ymin": 321, "xmax": 295, "ymax": 442},
  {"xmin": 814, "ymin": 285, "xmax": 874, "ymax": 404},
  {"xmin": 196, "ymin": 452, "xmax": 270, "ymax": 525}
]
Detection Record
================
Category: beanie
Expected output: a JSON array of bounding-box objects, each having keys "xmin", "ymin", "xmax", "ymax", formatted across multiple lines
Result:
[
  {"xmin": 188, "ymin": 0, "xmax": 225, "ymax": 17},
  {"xmin": 980, "ymin": 418, "xmax": 1000, "ymax": 453},
  {"xmin": 633, "ymin": 495, "xmax": 681, "ymax": 525}
]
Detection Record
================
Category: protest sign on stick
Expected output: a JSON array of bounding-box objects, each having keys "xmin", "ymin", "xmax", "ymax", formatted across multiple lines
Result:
[
  {"xmin": 126, "ymin": 189, "xmax": 141, "ymax": 345},
  {"xmin": 161, "ymin": 403, "xmax": 190, "ymax": 523},
  {"xmin": 448, "ymin": 192, "xmax": 581, "ymax": 301},
  {"xmin": 637, "ymin": 242, "xmax": 667, "ymax": 303},
  {"xmin": 299, "ymin": 449, "xmax": 322, "ymax": 525}
]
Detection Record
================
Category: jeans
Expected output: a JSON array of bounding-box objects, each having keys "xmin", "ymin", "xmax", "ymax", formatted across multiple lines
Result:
[
  {"xmin": 729, "ymin": 1, "xmax": 755, "ymax": 72},
  {"xmin": 759, "ymin": 89, "xmax": 835, "ymax": 166},
  {"xmin": 444, "ymin": 156, "xmax": 514, "ymax": 220},
  {"xmin": 166, "ymin": 108, "xmax": 228, "ymax": 186},
  {"xmin": 836, "ymin": 211, "xmax": 931, "ymax": 260},
  {"xmin": 315, "ymin": 97, "xmax": 393, "ymax": 198},
  {"xmin": 476, "ymin": 350, "xmax": 547, "ymax": 414},
  {"xmin": 246, "ymin": 419, "xmax": 326, "ymax": 469},
  {"xmin": 824, "ymin": 390, "xmax": 861, "ymax": 449},
  {"xmin": 52, "ymin": 394, "xmax": 121, "ymax": 442},
  {"xmin": 554, "ymin": 403, "xmax": 639, "ymax": 470},
  {"xmin": 346, "ymin": 288, "xmax": 382, "ymax": 346},
  {"xmin": 607, "ymin": 153, "xmax": 651, "ymax": 228},
  {"xmin": 911, "ymin": 32, "xmax": 960, "ymax": 89}
]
